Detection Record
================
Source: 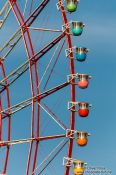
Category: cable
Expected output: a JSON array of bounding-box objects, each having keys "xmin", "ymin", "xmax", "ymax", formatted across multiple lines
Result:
[
  {"xmin": 32, "ymin": 138, "xmax": 68, "ymax": 174},
  {"xmin": 43, "ymin": 39, "xmax": 66, "ymax": 91},
  {"xmin": 38, "ymin": 102, "xmax": 66, "ymax": 131},
  {"xmin": 23, "ymin": 0, "xmax": 28, "ymax": 16},
  {"xmin": 38, "ymin": 41, "xmax": 61, "ymax": 89}
]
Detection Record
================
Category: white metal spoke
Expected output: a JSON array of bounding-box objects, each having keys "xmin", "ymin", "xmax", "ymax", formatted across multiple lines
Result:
[
  {"xmin": 0, "ymin": 135, "xmax": 66, "ymax": 146},
  {"xmin": 26, "ymin": 26, "xmax": 62, "ymax": 33},
  {"xmin": 32, "ymin": 138, "xmax": 68, "ymax": 175},
  {"xmin": 38, "ymin": 102, "xmax": 66, "ymax": 131},
  {"xmin": 38, "ymin": 41, "xmax": 61, "ymax": 88},
  {"xmin": 0, "ymin": 1, "xmax": 11, "ymax": 29},
  {"xmin": 23, "ymin": 0, "xmax": 28, "ymax": 16}
]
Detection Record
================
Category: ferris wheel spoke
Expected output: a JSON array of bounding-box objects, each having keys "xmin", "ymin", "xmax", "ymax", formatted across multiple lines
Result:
[
  {"xmin": 36, "ymin": 139, "xmax": 68, "ymax": 175},
  {"xmin": 0, "ymin": 32, "xmax": 65, "ymax": 93},
  {"xmin": 29, "ymin": 0, "xmax": 34, "ymax": 15},
  {"xmin": 26, "ymin": 26, "xmax": 62, "ymax": 33},
  {"xmin": 32, "ymin": 32, "xmax": 65, "ymax": 63},
  {"xmin": 0, "ymin": 0, "xmax": 50, "ymax": 60},
  {"xmin": 39, "ymin": 39, "xmax": 65, "ymax": 89},
  {"xmin": 23, "ymin": 0, "xmax": 50, "ymax": 27},
  {"xmin": 0, "ymin": 28, "xmax": 22, "ymax": 60},
  {"xmin": 0, "ymin": 1, "xmax": 9, "ymax": 16},
  {"xmin": 26, "ymin": 138, "xmax": 68, "ymax": 175},
  {"xmin": 42, "ymin": 39, "xmax": 66, "ymax": 91},
  {"xmin": 0, "ymin": 60, "xmax": 29, "ymax": 92},
  {"xmin": 0, "ymin": 1, "xmax": 12, "ymax": 29},
  {"xmin": 0, "ymin": 134, "xmax": 66, "ymax": 147},
  {"xmin": 38, "ymin": 103, "xmax": 66, "ymax": 131},
  {"xmin": 23, "ymin": 0, "xmax": 28, "ymax": 16},
  {"xmin": 43, "ymin": 104, "xmax": 67, "ymax": 130},
  {"xmin": 1, "ymin": 81, "xmax": 69, "ymax": 118}
]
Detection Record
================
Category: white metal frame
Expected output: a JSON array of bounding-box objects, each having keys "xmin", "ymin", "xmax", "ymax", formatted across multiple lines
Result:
[
  {"xmin": 68, "ymin": 101, "xmax": 92, "ymax": 112},
  {"xmin": 63, "ymin": 157, "xmax": 87, "ymax": 167},
  {"xmin": 66, "ymin": 129, "xmax": 77, "ymax": 139}
]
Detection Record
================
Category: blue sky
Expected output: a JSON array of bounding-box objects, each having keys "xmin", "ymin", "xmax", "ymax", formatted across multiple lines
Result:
[{"xmin": 0, "ymin": 0, "xmax": 116, "ymax": 175}]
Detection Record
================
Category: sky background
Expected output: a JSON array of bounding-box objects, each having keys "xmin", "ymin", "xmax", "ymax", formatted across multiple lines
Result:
[{"xmin": 0, "ymin": 0, "xmax": 116, "ymax": 175}]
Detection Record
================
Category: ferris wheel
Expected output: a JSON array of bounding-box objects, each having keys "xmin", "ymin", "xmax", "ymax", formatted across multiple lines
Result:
[{"xmin": 0, "ymin": 0, "xmax": 92, "ymax": 175}]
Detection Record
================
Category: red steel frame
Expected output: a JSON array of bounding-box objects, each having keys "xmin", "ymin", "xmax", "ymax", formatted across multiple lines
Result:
[
  {"xmin": 0, "ymin": 61, "xmax": 11, "ymax": 174},
  {"xmin": 0, "ymin": 0, "xmax": 76, "ymax": 174}
]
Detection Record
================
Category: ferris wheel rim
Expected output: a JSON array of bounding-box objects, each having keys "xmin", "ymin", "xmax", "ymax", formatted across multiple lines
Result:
[
  {"xmin": 58, "ymin": 1, "xmax": 76, "ymax": 175},
  {"xmin": 0, "ymin": 61, "xmax": 11, "ymax": 174}
]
